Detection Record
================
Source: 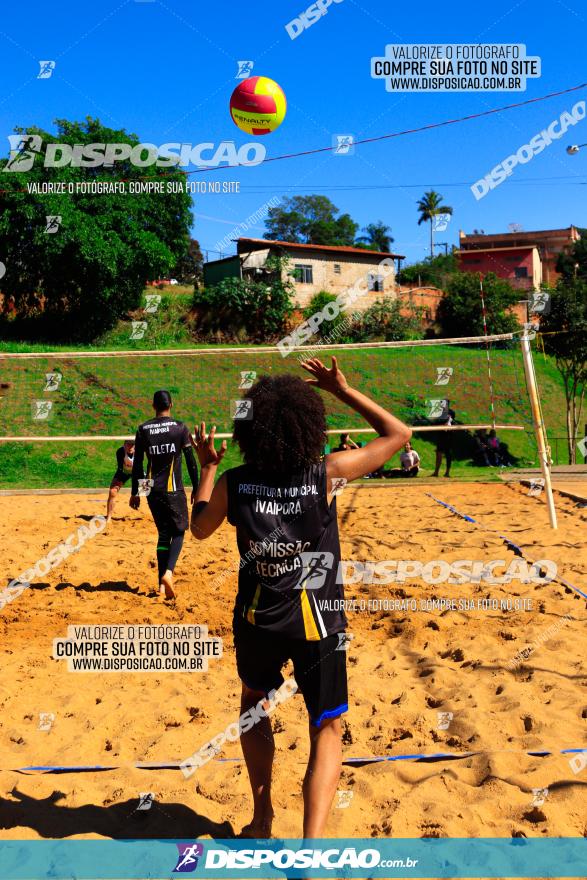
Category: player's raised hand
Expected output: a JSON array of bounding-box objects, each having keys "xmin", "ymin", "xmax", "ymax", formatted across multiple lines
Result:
[
  {"xmin": 191, "ymin": 422, "xmax": 227, "ymax": 467},
  {"xmin": 301, "ymin": 356, "xmax": 349, "ymax": 396}
]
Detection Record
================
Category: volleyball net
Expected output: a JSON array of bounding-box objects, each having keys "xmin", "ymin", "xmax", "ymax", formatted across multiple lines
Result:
[{"xmin": 0, "ymin": 334, "xmax": 532, "ymax": 443}]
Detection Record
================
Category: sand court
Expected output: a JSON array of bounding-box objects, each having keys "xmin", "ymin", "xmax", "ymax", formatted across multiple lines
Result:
[{"xmin": 0, "ymin": 483, "xmax": 585, "ymax": 842}]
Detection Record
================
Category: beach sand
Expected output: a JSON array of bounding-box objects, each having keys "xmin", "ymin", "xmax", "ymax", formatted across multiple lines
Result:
[{"xmin": 1, "ymin": 482, "xmax": 585, "ymax": 848}]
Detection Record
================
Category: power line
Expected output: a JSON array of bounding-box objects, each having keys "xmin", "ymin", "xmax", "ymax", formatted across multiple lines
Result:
[
  {"xmin": 186, "ymin": 81, "xmax": 587, "ymax": 174},
  {"xmin": 2, "ymin": 82, "xmax": 585, "ymax": 195},
  {"xmin": 237, "ymin": 176, "xmax": 587, "ymax": 192}
]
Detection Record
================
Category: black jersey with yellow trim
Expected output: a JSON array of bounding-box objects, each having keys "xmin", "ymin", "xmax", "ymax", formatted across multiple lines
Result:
[
  {"xmin": 131, "ymin": 417, "xmax": 192, "ymax": 495},
  {"xmin": 226, "ymin": 461, "xmax": 347, "ymax": 641}
]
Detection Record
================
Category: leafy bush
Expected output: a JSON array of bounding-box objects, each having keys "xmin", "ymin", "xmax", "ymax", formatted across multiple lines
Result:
[
  {"xmin": 0, "ymin": 118, "xmax": 192, "ymax": 341},
  {"xmin": 192, "ymin": 277, "xmax": 294, "ymax": 342},
  {"xmin": 96, "ymin": 292, "xmax": 194, "ymax": 349},
  {"xmin": 349, "ymin": 297, "xmax": 424, "ymax": 342},
  {"xmin": 398, "ymin": 252, "xmax": 457, "ymax": 288},
  {"xmin": 436, "ymin": 271, "xmax": 521, "ymax": 337},
  {"xmin": 303, "ymin": 291, "xmax": 348, "ymax": 339}
]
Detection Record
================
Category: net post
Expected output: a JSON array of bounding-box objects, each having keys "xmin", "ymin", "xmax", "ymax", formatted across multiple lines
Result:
[{"xmin": 520, "ymin": 330, "xmax": 558, "ymax": 530}]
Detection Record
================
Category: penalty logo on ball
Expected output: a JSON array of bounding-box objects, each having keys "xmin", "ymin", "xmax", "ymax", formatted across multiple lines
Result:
[{"xmin": 230, "ymin": 76, "xmax": 287, "ymax": 136}]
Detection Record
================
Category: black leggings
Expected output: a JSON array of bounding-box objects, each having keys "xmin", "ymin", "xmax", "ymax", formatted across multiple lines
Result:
[{"xmin": 156, "ymin": 527, "xmax": 185, "ymax": 580}]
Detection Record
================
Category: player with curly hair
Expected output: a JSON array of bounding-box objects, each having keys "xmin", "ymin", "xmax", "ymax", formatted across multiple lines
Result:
[{"xmin": 189, "ymin": 357, "xmax": 410, "ymax": 839}]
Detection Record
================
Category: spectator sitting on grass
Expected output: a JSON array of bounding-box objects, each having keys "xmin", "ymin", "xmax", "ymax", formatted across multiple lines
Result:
[
  {"xmin": 487, "ymin": 429, "xmax": 503, "ymax": 466},
  {"xmin": 473, "ymin": 429, "xmax": 491, "ymax": 467},
  {"xmin": 399, "ymin": 441, "xmax": 420, "ymax": 477},
  {"xmin": 333, "ymin": 432, "xmax": 359, "ymax": 453}
]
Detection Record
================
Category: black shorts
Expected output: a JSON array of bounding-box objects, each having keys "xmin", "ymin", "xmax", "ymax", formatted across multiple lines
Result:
[
  {"xmin": 147, "ymin": 490, "xmax": 189, "ymax": 534},
  {"xmin": 433, "ymin": 432, "xmax": 452, "ymax": 454},
  {"xmin": 233, "ymin": 615, "xmax": 348, "ymax": 727}
]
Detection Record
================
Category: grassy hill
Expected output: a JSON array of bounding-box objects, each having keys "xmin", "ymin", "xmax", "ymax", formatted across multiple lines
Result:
[{"xmin": 0, "ymin": 292, "xmax": 570, "ymax": 489}]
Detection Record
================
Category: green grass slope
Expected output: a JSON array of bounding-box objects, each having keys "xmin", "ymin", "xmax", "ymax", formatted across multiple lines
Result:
[{"xmin": 0, "ymin": 339, "xmax": 568, "ymax": 489}]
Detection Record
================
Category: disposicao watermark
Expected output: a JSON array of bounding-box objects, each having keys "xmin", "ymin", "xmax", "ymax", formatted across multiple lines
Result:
[
  {"xmin": 3, "ymin": 136, "xmax": 266, "ymax": 172},
  {"xmin": 44, "ymin": 371, "xmax": 62, "ymax": 391},
  {"xmin": 569, "ymin": 751, "xmax": 587, "ymax": 775},
  {"xmin": 435, "ymin": 367, "xmax": 453, "ymax": 386},
  {"xmin": 214, "ymin": 196, "xmax": 280, "ymax": 254},
  {"xmin": 506, "ymin": 614, "xmax": 572, "ymax": 670},
  {"xmin": 239, "ymin": 371, "xmax": 257, "ymax": 389},
  {"xmin": 37, "ymin": 60, "xmax": 56, "ymax": 79},
  {"xmin": 52, "ymin": 624, "xmax": 221, "ymax": 673},
  {"xmin": 0, "ymin": 516, "xmax": 107, "ymax": 611},
  {"xmin": 286, "ymin": 0, "xmax": 344, "ymax": 41},
  {"xmin": 371, "ymin": 43, "xmax": 540, "ymax": 92},
  {"xmin": 180, "ymin": 678, "xmax": 298, "ymax": 778},
  {"xmin": 471, "ymin": 102, "xmax": 585, "ymax": 200},
  {"xmin": 333, "ymin": 134, "xmax": 355, "ymax": 156},
  {"xmin": 295, "ymin": 313, "xmax": 360, "ymax": 363},
  {"xmin": 236, "ymin": 60, "xmax": 254, "ymax": 79},
  {"xmin": 295, "ymin": 554, "xmax": 557, "ymax": 588},
  {"xmin": 278, "ymin": 257, "xmax": 396, "ymax": 355}
]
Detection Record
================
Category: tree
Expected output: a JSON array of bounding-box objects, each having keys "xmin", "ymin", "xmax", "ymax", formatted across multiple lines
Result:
[
  {"xmin": 355, "ymin": 221, "xmax": 394, "ymax": 252},
  {"xmin": 265, "ymin": 195, "xmax": 358, "ymax": 246},
  {"xmin": 0, "ymin": 117, "xmax": 192, "ymax": 340},
  {"xmin": 350, "ymin": 298, "xmax": 423, "ymax": 342},
  {"xmin": 303, "ymin": 291, "xmax": 348, "ymax": 340},
  {"xmin": 417, "ymin": 191, "xmax": 453, "ymax": 258},
  {"xmin": 436, "ymin": 272, "xmax": 521, "ymax": 337},
  {"xmin": 173, "ymin": 239, "xmax": 203, "ymax": 286},
  {"xmin": 539, "ymin": 280, "xmax": 587, "ymax": 464},
  {"xmin": 193, "ymin": 255, "xmax": 294, "ymax": 342},
  {"xmin": 398, "ymin": 252, "xmax": 458, "ymax": 288},
  {"xmin": 555, "ymin": 228, "xmax": 587, "ymax": 280}
]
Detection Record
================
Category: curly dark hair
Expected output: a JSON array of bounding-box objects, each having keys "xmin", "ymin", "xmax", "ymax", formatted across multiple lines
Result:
[{"xmin": 232, "ymin": 374, "xmax": 327, "ymax": 473}]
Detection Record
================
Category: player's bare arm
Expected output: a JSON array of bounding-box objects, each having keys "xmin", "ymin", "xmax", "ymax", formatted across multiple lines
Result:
[
  {"xmin": 190, "ymin": 422, "xmax": 228, "ymax": 539},
  {"xmin": 301, "ymin": 356, "xmax": 412, "ymax": 488}
]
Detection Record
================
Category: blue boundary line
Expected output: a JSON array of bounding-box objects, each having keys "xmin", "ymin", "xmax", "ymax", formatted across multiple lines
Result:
[
  {"xmin": 12, "ymin": 749, "xmax": 586, "ymax": 773},
  {"xmin": 426, "ymin": 493, "xmax": 587, "ymax": 600},
  {"xmin": 9, "ymin": 493, "xmax": 586, "ymax": 777}
]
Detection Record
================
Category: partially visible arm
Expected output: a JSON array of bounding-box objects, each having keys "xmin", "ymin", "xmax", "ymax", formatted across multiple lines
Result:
[
  {"xmin": 116, "ymin": 447, "xmax": 125, "ymax": 472},
  {"xmin": 325, "ymin": 386, "xmax": 410, "ymax": 484},
  {"xmin": 130, "ymin": 431, "xmax": 144, "ymax": 498},
  {"xmin": 190, "ymin": 470, "xmax": 228, "ymax": 539},
  {"xmin": 183, "ymin": 445, "xmax": 199, "ymax": 490},
  {"xmin": 189, "ymin": 423, "xmax": 228, "ymax": 539},
  {"xmin": 301, "ymin": 357, "xmax": 411, "ymax": 488}
]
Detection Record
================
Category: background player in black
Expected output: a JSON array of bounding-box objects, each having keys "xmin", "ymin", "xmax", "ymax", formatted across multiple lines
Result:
[
  {"xmin": 130, "ymin": 390, "xmax": 198, "ymax": 599},
  {"xmin": 432, "ymin": 403, "xmax": 457, "ymax": 478},
  {"xmin": 105, "ymin": 439, "xmax": 136, "ymax": 524},
  {"xmin": 188, "ymin": 357, "xmax": 410, "ymax": 839}
]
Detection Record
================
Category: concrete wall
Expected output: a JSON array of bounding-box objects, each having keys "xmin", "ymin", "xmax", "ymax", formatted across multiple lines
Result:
[
  {"xmin": 282, "ymin": 251, "xmax": 397, "ymax": 309},
  {"xmin": 203, "ymin": 256, "xmax": 242, "ymax": 287},
  {"xmin": 458, "ymin": 247, "xmax": 541, "ymax": 291}
]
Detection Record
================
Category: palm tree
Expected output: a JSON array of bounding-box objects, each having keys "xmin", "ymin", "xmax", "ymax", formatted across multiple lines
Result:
[
  {"xmin": 417, "ymin": 191, "xmax": 453, "ymax": 258},
  {"xmin": 356, "ymin": 221, "xmax": 394, "ymax": 252}
]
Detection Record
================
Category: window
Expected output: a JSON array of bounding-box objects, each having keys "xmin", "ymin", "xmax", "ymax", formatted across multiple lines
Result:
[
  {"xmin": 514, "ymin": 267, "xmax": 528, "ymax": 278},
  {"xmin": 334, "ymin": 263, "xmax": 341, "ymax": 274},
  {"xmin": 466, "ymin": 258, "xmax": 482, "ymax": 265},
  {"xmin": 294, "ymin": 263, "xmax": 313, "ymax": 284},
  {"xmin": 368, "ymin": 273, "xmax": 384, "ymax": 292}
]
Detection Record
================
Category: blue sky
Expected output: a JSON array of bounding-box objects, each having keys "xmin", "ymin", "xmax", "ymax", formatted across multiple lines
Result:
[{"xmin": 0, "ymin": 0, "xmax": 585, "ymax": 264}]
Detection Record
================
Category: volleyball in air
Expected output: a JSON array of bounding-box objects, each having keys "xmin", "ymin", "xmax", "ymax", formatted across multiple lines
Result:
[{"xmin": 230, "ymin": 76, "xmax": 287, "ymax": 135}]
